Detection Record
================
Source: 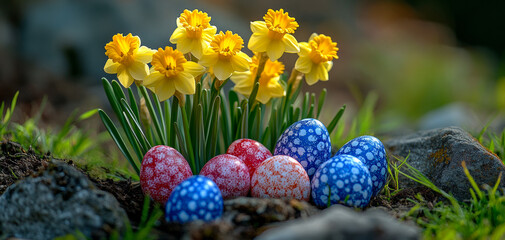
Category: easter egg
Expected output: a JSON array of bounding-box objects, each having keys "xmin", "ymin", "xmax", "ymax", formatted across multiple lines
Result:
[
  {"xmin": 140, "ymin": 145, "xmax": 193, "ymax": 204},
  {"xmin": 311, "ymin": 154, "xmax": 373, "ymax": 208},
  {"xmin": 274, "ymin": 118, "xmax": 332, "ymax": 179},
  {"xmin": 251, "ymin": 155, "xmax": 311, "ymax": 201},
  {"xmin": 165, "ymin": 176, "xmax": 223, "ymax": 223},
  {"xmin": 336, "ymin": 136, "xmax": 388, "ymax": 197},
  {"xmin": 226, "ymin": 139, "xmax": 272, "ymax": 177},
  {"xmin": 199, "ymin": 154, "xmax": 250, "ymax": 199}
]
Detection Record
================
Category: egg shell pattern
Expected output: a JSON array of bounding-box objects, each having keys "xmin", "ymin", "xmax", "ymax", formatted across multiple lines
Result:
[
  {"xmin": 227, "ymin": 139, "xmax": 272, "ymax": 177},
  {"xmin": 140, "ymin": 145, "xmax": 193, "ymax": 204},
  {"xmin": 336, "ymin": 135, "xmax": 388, "ymax": 197},
  {"xmin": 199, "ymin": 154, "xmax": 250, "ymax": 199},
  {"xmin": 251, "ymin": 155, "xmax": 311, "ymax": 201},
  {"xmin": 274, "ymin": 118, "xmax": 332, "ymax": 179},
  {"xmin": 165, "ymin": 175, "xmax": 223, "ymax": 223},
  {"xmin": 311, "ymin": 154, "xmax": 373, "ymax": 208}
]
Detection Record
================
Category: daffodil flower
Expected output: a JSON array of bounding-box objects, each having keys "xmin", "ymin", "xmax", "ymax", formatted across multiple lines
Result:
[
  {"xmin": 199, "ymin": 31, "xmax": 251, "ymax": 81},
  {"xmin": 248, "ymin": 9, "xmax": 300, "ymax": 61},
  {"xmin": 104, "ymin": 33, "xmax": 155, "ymax": 88},
  {"xmin": 143, "ymin": 47, "xmax": 205, "ymax": 101},
  {"xmin": 295, "ymin": 33, "xmax": 339, "ymax": 85},
  {"xmin": 170, "ymin": 9, "xmax": 217, "ymax": 59},
  {"xmin": 231, "ymin": 55, "xmax": 285, "ymax": 104}
]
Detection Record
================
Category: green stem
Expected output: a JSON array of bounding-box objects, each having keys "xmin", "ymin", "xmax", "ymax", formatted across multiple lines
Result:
[{"xmin": 180, "ymin": 105, "xmax": 196, "ymax": 174}]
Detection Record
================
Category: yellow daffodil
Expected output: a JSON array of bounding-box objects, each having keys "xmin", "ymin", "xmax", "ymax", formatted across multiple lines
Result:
[
  {"xmin": 248, "ymin": 9, "xmax": 300, "ymax": 61},
  {"xmin": 295, "ymin": 33, "xmax": 339, "ymax": 85},
  {"xmin": 104, "ymin": 33, "xmax": 155, "ymax": 88},
  {"xmin": 231, "ymin": 55, "xmax": 285, "ymax": 104},
  {"xmin": 169, "ymin": 9, "xmax": 217, "ymax": 59},
  {"xmin": 143, "ymin": 47, "xmax": 205, "ymax": 101},
  {"xmin": 199, "ymin": 31, "xmax": 251, "ymax": 81}
]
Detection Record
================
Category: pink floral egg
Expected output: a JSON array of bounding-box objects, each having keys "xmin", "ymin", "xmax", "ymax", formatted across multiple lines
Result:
[
  {"xmin": 199, "ymin": 154, "xmax": 250, "ymax": 199},
  {"xmin": 251, "ymin": 155, "xmax": 311, "ymax": 201},
  {"xmin": 140, "ymin": 145, "xmax": 193, "ymax": 204},
  {"xmin": 227, "ymin": 139, "xmax": 272, "ymax": 177}
]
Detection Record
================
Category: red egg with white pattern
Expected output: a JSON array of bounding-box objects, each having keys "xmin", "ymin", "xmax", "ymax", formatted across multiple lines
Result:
[
  {"xmin": 227, "ymin": 139, "xmax": 272, "ymax": 177},
  {"xmin": 140, "ymin": 145, "xmax": 193, "ymax": 204},
  {"xmin": 251, "ymin": 155, "xmax": 311, "ymax": 201},
  {"xmin": 199, "ymin": 154, "xmax": 250, "ymax": 199}
]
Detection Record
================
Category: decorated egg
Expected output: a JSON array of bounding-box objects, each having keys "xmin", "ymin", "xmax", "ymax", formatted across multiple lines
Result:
[
  {"xmin": 336, "ymin": 136, "xmax": 388, "ymax": 197},
  {"xmin": 251, "ymin": 155, "xmax": 311, "ymax": 201},
  {"xmin": 311, "ymin": 154, "xmax": 373, "ymax": 208},
  {"xmin": 165, "ymin": 175, "xmax": 223, "ymax": 223},
  {"xmin": 227, "ymin": 139, "xmax": 272, "ymax": 177},
  {"xmin": 199, "ymin": 154, "xmax": 250, "ymax": 199},
  {"xmin": 274, "ymin": 118, "xmax": 332, "ymax": 179},
  {"xmin": 140, "ymin": 145, "xmax": 193, "ymax": 204}
]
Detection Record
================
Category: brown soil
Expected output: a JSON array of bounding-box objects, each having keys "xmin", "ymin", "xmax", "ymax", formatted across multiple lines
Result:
[{"xmin": 0, "ymin": 140, "xmax": 438, "ymax": 239}]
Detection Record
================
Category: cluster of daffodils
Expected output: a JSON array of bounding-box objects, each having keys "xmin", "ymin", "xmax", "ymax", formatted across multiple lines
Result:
[
  {"xmin": 99, "ymin": 8, "xmax": 344, "ymax": 178},
  {"xmin": 103, "ymin": 8, "xmax": 339, "ymax": 104}
]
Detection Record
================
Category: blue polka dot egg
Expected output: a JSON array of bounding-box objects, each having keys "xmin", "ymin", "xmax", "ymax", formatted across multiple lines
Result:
[
  {"xmin": 336, "ymin": 136, "xmax": 387, "ymax": 197},
  {"xmin": 311, "ymin": 155, "xmax": 372, "ymax": 208},
  {"xmin": 274, "ymin": 118, "xmax": 331, "ymax": 179},
  {"xmin": 165, "ymin": 176, "xmax": 223, "ymax": 223}
]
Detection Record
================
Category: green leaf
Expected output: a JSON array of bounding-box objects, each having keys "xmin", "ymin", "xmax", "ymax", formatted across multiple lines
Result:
[
  {"xmin": 139, "ymin": 86, "xmax": 166, "ymax": 145},
  {"xmin": 98, "ymin": 109, "xmax": 139, "ymax": 175},
  {"xmin": 327, "ymin": 105, "xmax": 346, "ymax": 135},
  {"xmin": 120, "ymin": 99, "xmax": 151, "ymax": 153},
  {"xmin": 248, "ymin": 81, "xmax": 260, "ymax": 109},
  {"xmin": 78, "ymin": 109, "xmax": 98, "ymax": 121},
  {"xmin": 317, "ymin": 88, "xmax": 327, "ymax": 118}
]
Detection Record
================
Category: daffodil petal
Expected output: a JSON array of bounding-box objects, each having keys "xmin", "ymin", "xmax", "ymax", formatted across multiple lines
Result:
[
  {"xmin": 189, "ymin": 39, "xmax": 204, "ymax": 59},
  {"xmin": 117, "ymin": 67, "xmax": 134, "ymax": 88},
  {"xmin": 305, "ymin": 69, "xmax": 319, "ymax": 86},
  {"xmin": 315, "ymin": 63, "xmax": 329, "ymax": 81},
  {"xmin": 295, "ymin": 56, "xmax": 312, "ymax": 73},
  {"xmin": 128, "ymin": 61, "xmax": 149, "ymax": 80},
  {"xmin": 268, "ymin": 79, "xmax": 286, "ymax": 97},
  {"xmin": 176, "ymin": 38, "xmax": 192, "ymax": 54},
  {"xmin": 203, "ymin": 26, "xmax": 217, "ymax": 41},
  {"xmin": 250, "ymin": 21, "xmax": 268, "ymax": 33},
  {"xmin": 135, "ymin": 46, "xmax": 155, "ymax": 64},
  {"xmin": 174, "ymin": 72, "xmax": 196, "ymax": 95},
  {"xmin": 256, "ymin": 89, "xmax": 270, "ymax": 104},
  {"xmin": 282, "ymin": 34, "xmax": 300, "ymax": 53},
  {"xmin": 266, "ymin": 40, "xmax": 285, "ymax": 61},
  {"xmin": 182, "ymin": 61, "xmax": 205, "ymax": 77},
  {"xmin": 156, "ymin": 80, "xmax": 176, "ymax": 102},
  {"xmin": 230, "ymin": 71, "xmax": 252, "ymax": 84},
  {"xmin": 198, "ymin": 52, "xmax": 219, "ymax": 68},
  {"xmin": 298, "ymin": 42, "xmax": 310, "ymax": 57},
  {"xmin": 248, "ymin": 33, "xmax": 270, "ymax": 53},
  {"xmin": 104, "ymin": 59, "xmax": 120, "ymax": 74},
  {"xmin": 213, "ymin": 60, "xmax": 234, "ymax": 80},
  {"xmin": 324, "ymin": 60, "xmax": 333, "ymax": 72},
  {"xmin": 170, "ymin": 27, "xmax": 186, "ymax": 43},
  {"xmin": 231, "ymin": 52, "xmax": 251, "ymax": 72},
  {"xmin": 143, "ymin": 71, "xmax": 165, "ymax": 87}
]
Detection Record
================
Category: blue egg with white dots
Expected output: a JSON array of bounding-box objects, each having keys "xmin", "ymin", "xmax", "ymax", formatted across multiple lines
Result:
[
  {"xmin": 274, "ymin": 118, "xmax": 332, "ymax": 179},
  {"xmin": 165, "ymin": 176, "xmax": 223, "ymax": 223},
  {"xmin": 311, "ymin": 154, "xmax": 372, "ymax": 208},
  {"xmin": 336, "ymin": 136, "xmax": 388, "ymax": 197}
]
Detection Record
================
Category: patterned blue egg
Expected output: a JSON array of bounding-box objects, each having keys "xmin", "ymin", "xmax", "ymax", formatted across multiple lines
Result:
[
  {"xmin": 336, "ymin": 136, "xmax": 388, "ymax": 197},
  {"xmin": 274, "ymin": 118, "xmax": 332, "ymax": 179},
  {"xmin": 165, "ymin": 176, "xmax": 223, "ymax": 223},
  {"xmin": 311, "ymin": 154, "xmax": 372, "ymax": 208}
]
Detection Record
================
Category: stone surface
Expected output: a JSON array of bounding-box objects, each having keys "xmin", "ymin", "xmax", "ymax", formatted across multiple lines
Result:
[
  {"xmin": 385, "ymin": 126, "xmax": 505, "ymax": 201},
  {"xmin": 256, "ymin": 205, "xmax": 419, "ymax": 240},
  {"xmin": 0, "ymin": 160, "xmax": 128, "ymax": 240}
]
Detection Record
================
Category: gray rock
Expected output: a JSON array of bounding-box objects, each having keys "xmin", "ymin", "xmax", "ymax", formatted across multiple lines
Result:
[
  {"xmin": 385, "ymin": 126, "xmax": 505, "ymax": 201},
  {"xmin": 256, "ymin": 205, "xmax": 420, "ymax": 240},
  {"xmin": 0, "ymin": 161, "xmax": 128, "ymax": 240}
]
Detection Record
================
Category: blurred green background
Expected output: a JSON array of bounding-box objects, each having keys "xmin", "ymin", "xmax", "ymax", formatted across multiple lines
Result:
[{"xmin": 0, "ymin": 0, "xmax": 504, "ymax": 133}]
